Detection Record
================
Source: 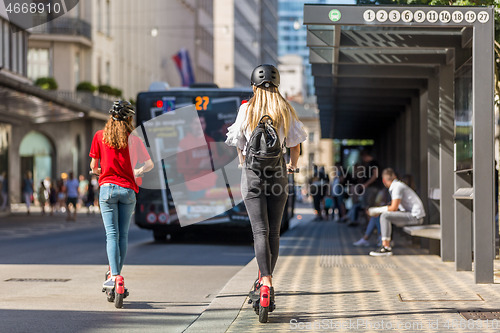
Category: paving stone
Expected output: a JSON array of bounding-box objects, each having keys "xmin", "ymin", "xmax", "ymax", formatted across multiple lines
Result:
[{"xmin": 227, "ymin": 212, "xmax": 500, "ymax": 332}]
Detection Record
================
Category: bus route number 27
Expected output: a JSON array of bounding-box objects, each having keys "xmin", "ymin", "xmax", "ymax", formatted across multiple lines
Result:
[{"xmin": 195, "ymin": 96, "xmax": 210, "ymax": 111}]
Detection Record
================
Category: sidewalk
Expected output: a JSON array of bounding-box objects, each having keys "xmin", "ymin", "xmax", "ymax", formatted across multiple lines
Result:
[
  {"xmin": 187, "ymin": 206, "xmax": 500, "ymax": 333},
  {"xmin": 0, "ymin": 204, "xmax": 102, "ymax": 239}
]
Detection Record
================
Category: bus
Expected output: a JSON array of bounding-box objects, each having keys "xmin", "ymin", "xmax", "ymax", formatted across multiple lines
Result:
[{"xmin": 135, "ymin": 85, "xmax": 296, "ymax": 241}]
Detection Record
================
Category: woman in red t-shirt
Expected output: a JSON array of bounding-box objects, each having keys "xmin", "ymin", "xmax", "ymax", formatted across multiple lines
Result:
[{"xmin": 90, "ymin": 100, "xmax": 153, "ymax": 290}]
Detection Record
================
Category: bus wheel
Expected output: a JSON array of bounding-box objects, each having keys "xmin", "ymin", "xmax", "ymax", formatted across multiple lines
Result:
[
  {"xmin": 169, "ymin": 232, "xmax": 184, "ymax": 242},
  {"xmin": 153, "ymin": 230, "xmax": 167, "ymax": 242}
]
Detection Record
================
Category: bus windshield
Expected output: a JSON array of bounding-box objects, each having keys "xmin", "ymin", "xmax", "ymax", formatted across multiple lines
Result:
[{"xmin": 135, "ymin": 88, "xmax": 252, "ymax": 227}]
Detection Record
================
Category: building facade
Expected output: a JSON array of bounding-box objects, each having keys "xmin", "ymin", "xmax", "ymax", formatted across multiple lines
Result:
[
  {"xmin": 278, "ymin": 54, "xmax": 305, "ymax": 102},
  {"xmin": 28, "ymin": 0, "xmax": 214, "ymax": 101},
  {"xmin": 1, "ymin": 3, "xmax": 109, "ymax": 207},
  {"xmin": 113, "ymin": 0, "xmax": 214, "ymax": 97},
  {"xmin": 214, "ymin": 0, "xmax": 278, "ymax": 88},
  {"xmin": 290, "ymin": 101, "xmax": 334, "ymax": 185},
  {"xmin": 1, "ymin": 0, "xmax": 218, "ymax": 207}
]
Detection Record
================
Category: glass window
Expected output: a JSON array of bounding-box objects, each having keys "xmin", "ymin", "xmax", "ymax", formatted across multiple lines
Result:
[
  {"xmin": 74, "ymin": 52, "xmax": 80, "ymax": 85},
  {"xmin": 97, "ymin": 56, "xmax": 101, "ymax": 84},
  {"xmin": 27, "ymin": 48, "xmax": 50, "ymax": 80},
  {"xmin": 3, "ymin": 22, "xmax": 8, "ymax": 70},
  {"xmin": 454, "ymin": 60, "xmax": 473, "ymax": 171},
  {"xmin": 106, "ymin": 0, "xmax": 111, "ymax": 36},
  {"xmin": 11, "ymin": 31, "xmax": 17, "ymax": 73},
  {"xmin": 18, "ymin": 31, "xmax": 24, "ymax": 74},
  {"xmin": 74, "ymin": 2, "xmax": 80, "ymax": 18},
  {"xmin": 309, "ymin": 131, "xmax": 315, "ymax": 143},
  {"xmin": 97, "ymin": 0, "xmax": 102, "ymax": 32},
  {"xmin": 308, "ymin": 153, "xmax": 315, "ymax": 170},
  {"xmin": 105, "ymin": 61, "xmax": 110, "ymax": 84}
]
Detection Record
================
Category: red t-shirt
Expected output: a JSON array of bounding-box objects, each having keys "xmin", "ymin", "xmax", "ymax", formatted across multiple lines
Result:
[{"xmin": 89, "ymin": 130, "xmax": 151, "ymax": 193}]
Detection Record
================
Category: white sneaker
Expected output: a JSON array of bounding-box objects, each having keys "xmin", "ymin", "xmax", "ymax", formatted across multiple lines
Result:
[
  {"xmin": 353, "ymin": 238, "xmax": 370, "ymax": 247},
  {"xmin": 103, "ymin": 277, "xmax": 115, "ymax": 288},
  {"xmin": 369, "ymin": 246, "xmax": 393, "ymax": 256}
]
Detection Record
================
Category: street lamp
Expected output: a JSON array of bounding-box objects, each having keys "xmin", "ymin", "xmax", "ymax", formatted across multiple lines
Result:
[
  {"xmin": 151, "ymin": 28, "xmax": 158, "ymax": 37},
  {"xmin": 293, "ymin": 19, "xmax": 301, "ymax": 31}
]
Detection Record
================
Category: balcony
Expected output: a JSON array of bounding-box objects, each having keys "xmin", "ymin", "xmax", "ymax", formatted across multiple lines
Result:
[
  {"xmin": 46, "ymin": 91, "xmax": 114, "ymax": 113},
  {"xmin": 30, "ymin": 16, "xmax": 91, "ymax": 41}
]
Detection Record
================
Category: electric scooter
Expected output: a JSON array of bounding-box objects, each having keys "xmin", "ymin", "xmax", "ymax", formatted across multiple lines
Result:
[
  {"xmin": 247, "ymin": 168, "xmax": 299, "ymax": 322},
  {"xmin": 102, "ymin": 268, "xmax": 129, "ymax": 308},
  {"xmin": 247, "ymin": 271, "xmax": 276, "ymax": 323}
]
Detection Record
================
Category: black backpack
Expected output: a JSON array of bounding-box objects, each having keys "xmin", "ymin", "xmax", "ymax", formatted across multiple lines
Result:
[{"xmin": 245, "ymin": 115, "xmax": 284, "ymax": 172}]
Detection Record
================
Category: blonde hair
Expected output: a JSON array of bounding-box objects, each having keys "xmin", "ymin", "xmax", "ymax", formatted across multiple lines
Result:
[
  {"xmin": 244, "ymin": 85, "xmax": 299, "ymax": 137},
  {"xmin": 103, "ymin": 116, "xmax": 134, "ymax": 149},
  {"xmin": 382, "ymin": 168, "xmax": 397, "ymax": 181}
]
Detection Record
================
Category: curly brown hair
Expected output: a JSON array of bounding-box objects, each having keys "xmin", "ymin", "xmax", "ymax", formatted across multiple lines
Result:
[{"xmin": 103, "ymin": 116, "xmax": 134, "ymax": 149}]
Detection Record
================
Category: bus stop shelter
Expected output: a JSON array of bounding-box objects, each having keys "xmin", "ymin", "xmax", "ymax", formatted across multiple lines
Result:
[{"xmin": 304, "ymin": 5, "xmax": 495, "ymax": 283}]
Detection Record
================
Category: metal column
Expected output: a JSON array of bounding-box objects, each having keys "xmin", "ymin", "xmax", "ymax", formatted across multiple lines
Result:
[
  {"xmin": 439, "ymin": 63, "xmax": 455, "ymax": 261},
  {"xmin": 455, "ymin": 171, "xmax": 473, "ymax": 271},
  {"xmin": 427, "ymin": 77, "xmax": 440, "ymax": 225},
  {"xmin": 472, "ymin": 10, "xmax": 495, "ymax": 283}
]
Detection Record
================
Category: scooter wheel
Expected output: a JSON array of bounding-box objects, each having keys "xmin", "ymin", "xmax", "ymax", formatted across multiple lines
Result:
[
  {"xmin": 253, "ymin": 303, "xmax": 259, "ymax": 315},
  {"xmin": 115, "ymin": 291, "xmax": 124, "ymax": 308},
  {"xmin": 107, "ymin": 292, "xmax": 115, "ymax": 303},
  {"xmin": 259, "ymin": 305, "xmax": 269, "ymax": 323}
]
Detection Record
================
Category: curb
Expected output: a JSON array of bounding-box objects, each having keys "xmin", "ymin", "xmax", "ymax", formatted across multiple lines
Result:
[{"xmin": 184, "ymin": 258, "xmax": 258, "ymax": 333}]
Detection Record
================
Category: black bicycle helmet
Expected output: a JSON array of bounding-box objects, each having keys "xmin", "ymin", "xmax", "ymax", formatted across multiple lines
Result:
[
  {"xmin": 110, "ymin": 100, "xmax": 135, "ymax": 121},
  {"xmin": 250, "ymin": 64, "xmax": 280, "ymax": 88}
]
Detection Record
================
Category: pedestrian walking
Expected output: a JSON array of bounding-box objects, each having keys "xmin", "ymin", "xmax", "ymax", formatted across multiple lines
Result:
[
  {"xmin": 78, "ymin": 174, "xmax": 89, "ymax": 209},
  {"xmin": 90, "ymin": 100, "xmax": 153, "ymax": 296},
  {"xmin": 0, "ymin": 171, "xmax": 8, "ymax": 211},
  {"xmin": 86, "ymin": 176, "xmax": 96, "ymax": 214},
  {"xmin": 65, "ymin": 172, "xmax": 79, "ymax": 221},
  {"xmin": 49, "ymin": 181, "xmax": 57, "ymax": 216},
  {"xmin": 225, "ymin": 64, "xmax": 306, "ymax": 321},
  {"xmin": 38, "ymin": 180, "xmax": 47, "ymax": 215},
  {"xmin": 22, "ymin": 171, "xmax": 34, "ymax": 215},
  {"xmin": 57, "ymin": 178, "xmax": 66, "ymax": 213},
  {"xmin": 90, "ymin": 175, "xmax": 99, "ymax": 208}
]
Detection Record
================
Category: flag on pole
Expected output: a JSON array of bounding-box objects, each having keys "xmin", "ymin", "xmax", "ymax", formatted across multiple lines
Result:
[{"xmin": 172, "ymin": 48, "xmax": 195, "ymax": 87}]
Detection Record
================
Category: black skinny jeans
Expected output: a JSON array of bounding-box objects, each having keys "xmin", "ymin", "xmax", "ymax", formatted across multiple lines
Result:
[{"xmin": 242, "ymin": 164, "xmax": 288, "ymax": 277}]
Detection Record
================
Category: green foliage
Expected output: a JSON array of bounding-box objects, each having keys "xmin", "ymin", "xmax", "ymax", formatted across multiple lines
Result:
[
  {"xmin": 111, "ymin": 87, "xmax": 123, "ymax": 97},
  {"xmin": 76, "ymin": 81, "xmax": 96, "ymax": 93},
  {"xmin": 98, "ymin": 85, "xmax": 122, "ymax": 97},
  {"xmin": 34, "ymin": 77, "xmax": 58, "ymax": 90}
]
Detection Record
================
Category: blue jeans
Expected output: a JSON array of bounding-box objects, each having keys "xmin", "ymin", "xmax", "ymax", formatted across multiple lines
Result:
[
  {"xmin": 99, "ymin": 184, "xmax": 136, "ymax": 276},
  {"xmin": 365, "ymin": 216, "xmax": 381, "ymax": 239}
]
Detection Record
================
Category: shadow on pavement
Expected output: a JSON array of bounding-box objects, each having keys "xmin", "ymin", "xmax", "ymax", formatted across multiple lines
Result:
[
  {"xmin": 0, "ymin": 309, "xmax": 199, "ymax": 333},
  {"xmin": 124, "ymin": 301, "xmax": 210, "ymax": 310},
  {"xmin": 266, "ymin": 308, "xmax": 464, "ymax": 324}
]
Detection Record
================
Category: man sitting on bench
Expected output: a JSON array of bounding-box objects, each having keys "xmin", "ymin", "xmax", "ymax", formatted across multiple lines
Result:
[{"xmin": 368, "ymin": 168, "xmax": 425, "ymax": 256}]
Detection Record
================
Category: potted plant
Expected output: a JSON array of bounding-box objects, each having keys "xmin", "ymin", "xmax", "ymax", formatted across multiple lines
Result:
[{"xmin": 34, "ymin": 77, "xmax": 58, "ymax": 90}]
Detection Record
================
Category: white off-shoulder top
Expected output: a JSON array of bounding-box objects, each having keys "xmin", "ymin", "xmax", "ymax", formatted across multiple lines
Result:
[{"xmin": 225, "ymin": 103, "xmax": 307, "ymax": 154}]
